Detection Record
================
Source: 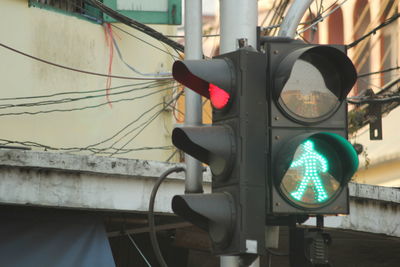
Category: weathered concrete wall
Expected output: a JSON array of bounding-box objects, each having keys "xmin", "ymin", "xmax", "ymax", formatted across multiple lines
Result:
[
  {"xmin": 0, "ymin": 149, "xmax": 211, "ymax": 213},
  {"xmin": 306, "ymin": 183, "xmax": 400, "ymax": 238},
  {"xmin": 1, "ymin": 149, "xmax": 399, "ymax": 238},
  {"xmin": 0, "ymin": 0, "xmax": 177, "ymax": 161}
]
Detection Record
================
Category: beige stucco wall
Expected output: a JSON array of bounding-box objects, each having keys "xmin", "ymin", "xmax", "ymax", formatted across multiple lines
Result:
[{"xmin": 0, "ymin": 0, "xmax": 178, "ymax": 161}]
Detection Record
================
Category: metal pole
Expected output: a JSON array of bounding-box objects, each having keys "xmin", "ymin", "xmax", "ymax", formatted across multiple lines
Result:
[
  {"xmin": 184, "ymin": 0, "xmax": 203, "ymax": 193},
  {"xmin": 221, "ymin": 255, "xmax": 240, "ymax": 267},
  {"xmin": 249, "ymin": 257, "xmax": 260, "ymax": 267},
  {"xmin": 278, "ymin": 0, "xmax": 314, "ymax": 38},
  {"xmin": 219, "ymin": 1, "xmax": 257, "ymax": 266},
  {"xmin": 220, "ymin": 0, "xmax": 258, "ymax": 52}
]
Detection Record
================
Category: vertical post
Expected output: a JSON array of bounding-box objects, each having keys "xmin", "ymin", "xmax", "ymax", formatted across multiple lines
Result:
[
  {"xmin": 220, "ymin": 0, "xmax": 258, "ymax": 52},
  {"xmin": 220, "ymin": 255, "xmax": 240, "ymax": 267},
  {"xmin": 184, "ymin": 0, "xmax": 203, "ymax": 193},
  {"xmin": 219, "ymin": 1, "xmax": 257, "ymax": 266}
]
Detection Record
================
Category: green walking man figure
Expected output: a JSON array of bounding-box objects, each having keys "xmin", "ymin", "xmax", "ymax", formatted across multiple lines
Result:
[{"xmin": 290, "ymin": 140, "xmax": 329, "ymax": 203}]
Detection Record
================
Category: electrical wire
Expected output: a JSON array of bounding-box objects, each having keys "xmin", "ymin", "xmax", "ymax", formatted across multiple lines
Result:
[
  {"xmin": 148, "ymin": 167, "xmax": 186, "ymax": 267},
  {"xmin": 347, "ymin": 13, "xmax": 400, "ymax": 49},
  {"xmin": 165, "ymin": 149, "xmax": 178, "ymax": 162},
  {"xmin": 108, "ymin": 91, "xmax": 184, "ymax": 156},
  {"xmin": 64, "ymin": 0, "xmax": 180, "ymax": 60},
  {"xmin": 88, "ymin": 90, "xmax": 183, "ymax": 155},
  {"xmin": 0, "ymin": 138, "xmax": 173, "ymax": 154},
  {"xmin": 347, "ymin": 95, "xmax": 400, "ymax": 105},
  {"xmin": 84, "ymin": 103, "xmax": 165, "ymax": 150},
  {"xmin": 82, "ymin": 90, "xmax": 181, "ymax": 155},
  {"xmin": 347, "ymin": 78, "xmax": 400, "ymax": 105},
  {"xmin": 165, "ymin": 34, "xmax": 220, "ymax": 38},
  {"xmin": 85, "ymin": 0, "xmax": 184, "ymax": 53},
  {"xmin": 111, "ymin": 24, "xmax": 180, "ymax": 60},
  {"xmin": 0, "ymin": 80, "xmax": 162, "ymax": 101},
  {"xmin": 110, "ymin": 27, "xmax": 172, "ymax": 77},
  {"xmin": 0, "ymin": 42, "xmax": 171, "ymax": 81},
  {"xmin": 358, "ymin": 66, "xmax": 400, "ymax": 78},
  {"xmin": 0, "ymin": 82, "xmax": 171, "ymax": 110},
  {"xmin": 98, "ymin": 109, "xmax": 166, "ymax": 155},
  {"xmin": 0, "ymin": 87, "xmax": 172, "ymax": 116},
  {"xmin": 127, "ymin": 234, "xmax": 152, "ymax": 267},
  {"xmin": 265, "ymin": 247, "xmax": 289, "ymax": 257},
  {"xmin": 297, "ymin": 0, "xmax": 349, "ymax": 36}
]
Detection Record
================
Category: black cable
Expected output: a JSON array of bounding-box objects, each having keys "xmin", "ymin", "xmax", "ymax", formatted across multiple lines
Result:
[
  {"xmin": 165, "ymin": 149, "xmax": 178, "ymax": 162},
  {"xmin": 0, "ymin": 87, "xmax": 171, "ymax": 116},
  {"xmin": 347, "ymin": 13, "xmax": 400, "ymax": 49},
  {"xmin": 0, "ymin": 138, "xmax": 172, "ymax": 154},
  {"xmin": 358, "ymin": 66, "xmax": 400, "ymax": 78},
  {"xmin": 85, "ymin": 103, "xmax": 164, "ymax": 149},
  {"xmin": 127, "ymin": 234, "xmax": 152, "ymax": 267},
  {"xmin": 148, "ymin": 167, "xmax": 186, "ymax": 267},
  {"xmin": 0, "ymin": 83, "xmax": 171, "ymax": 109},
  {"xmin": 0, "ymin": 42, "xmax": 171, "ymax": 81},
  {"xmin": 0, "ymin": 80, "xmax": 161, "ymax": 101},
  {"xmin": 57, "ymin": 0, "xmax": 181, "ymax": 62},
  {"xmin": 111, "ymin": 24, "xmax": 181, "ymax": 60},
  {"xmin": 265, "ymin": 247, "xmax": 289, "ymax": 257},
  {"xmin": 165, "ymin": 34, "xmax": 220, "ymax": 38},
  {"xmin": 347, "ymin": 78, "xmax": 400, "ymax": 105},
  {"xmin": 85, "ymin": 0, "xmax": 184, "ymax": 53},
  {"xmin": 90, "ymin": 90, "xmax": 183, "ymax": 154},
  {"xmin": 109, "ymin": 91, "xmax": 184, "ymax": 156},
  {"xmin": 347, "ymin": 95, "xmax": 400, "ymax": 105}
]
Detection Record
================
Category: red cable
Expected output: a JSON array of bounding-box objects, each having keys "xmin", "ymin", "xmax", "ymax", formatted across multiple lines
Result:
[{"xmin": 105, "ymin": 23, "xmax": 114, "ymax": 108}]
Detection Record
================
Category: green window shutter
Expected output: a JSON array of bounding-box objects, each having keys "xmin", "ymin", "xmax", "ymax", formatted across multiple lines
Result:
[{"xmin": 103, "ymin": 0, "xmax": 182, "ymax": 25}]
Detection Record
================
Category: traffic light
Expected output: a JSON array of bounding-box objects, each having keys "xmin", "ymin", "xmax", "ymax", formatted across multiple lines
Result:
[
  {"xmin": 265, "ymin": 40, "xmax": 359, "ymax": 215},
  {"xmin": 171, "ymin": 48, "xmax": 267, "ymax": 256}
]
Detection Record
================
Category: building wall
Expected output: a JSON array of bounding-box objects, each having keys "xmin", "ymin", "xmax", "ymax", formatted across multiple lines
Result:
[{"xmin": 0, "ymin": 0, "xmax": 178, "ymax": 161}]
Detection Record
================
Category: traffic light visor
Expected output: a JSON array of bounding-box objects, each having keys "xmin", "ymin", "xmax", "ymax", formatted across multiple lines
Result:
[
  {"xmin": 172, "ymin": 59, "xmax": 234, "ymax": 108},
  {"xmin": 172, "ymin": 193, "xmax": 236, "ymax": 247},
  {"xmin": 172, "ymin": 126, "xmax": 236, "ymax": 178},
  {"xmin": 274, "ymin": 46, "xmax": 357, "ymax": 123},
  {"xmin": 276, "ymin": 133, "xmax": 358, "ymax": 209}
]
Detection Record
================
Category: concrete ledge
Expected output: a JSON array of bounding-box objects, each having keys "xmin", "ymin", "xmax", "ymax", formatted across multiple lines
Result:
[
  {"xmin": 0, "ymin": 149, "xmax": 209, "ymax": 181},
  {"xmin": 349, "ymin": 182, "xmax": 400, "ymax": 203},
  {"xmin": 0, "ymin": 149, "xmax": 211, "ymax": 213},
  {"xmin": 306, "ymin": 183, "xmax": 400, "ymax": 238}
]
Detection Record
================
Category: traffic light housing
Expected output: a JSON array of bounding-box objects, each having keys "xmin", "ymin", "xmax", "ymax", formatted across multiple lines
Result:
[
  {"xmin": 171, "ymin": 48, "xmax": 267, "ymax": 256},
  {"xmin": 265, "ymin": 40, "xmax": 359, "ymax": 215},
  {"xmin": 171, "ymin": 39, "xmax": 359, "ymax": 257}
]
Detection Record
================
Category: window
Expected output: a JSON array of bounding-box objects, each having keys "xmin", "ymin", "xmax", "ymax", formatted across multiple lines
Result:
[
  {"xmin": 380, "ymin": 1, "xmax": 398, "ymax": 86},
  {"xmin": 29, "ymin": 0, "xmax": 182, "ymax": 25},
  {"xmin": 328, "ymin": 6, "xmax": 344, "ymax": 44},
  {"xmin": 103, "ymin": 0, "xmax": 181, "ymax": 25},
  {"xmin": 353, "ymin": 0, "xmax": 371, "ymax": 95},
  {"xmin": 29, "ymin": 0, "xmax": 102, "ymax": 22}
]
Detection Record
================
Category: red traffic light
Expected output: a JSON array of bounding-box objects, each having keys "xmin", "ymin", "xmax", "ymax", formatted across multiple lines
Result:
[
  {"xmin": 209, "ymin": 83, "xmax": 230, "ymax": 109},
  {"xmin": 172, "ymin": 59, "xmax": 234, "ymax": 108}
]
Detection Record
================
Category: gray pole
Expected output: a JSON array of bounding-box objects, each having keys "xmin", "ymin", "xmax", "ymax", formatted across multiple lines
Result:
[
  {"xmin": 278, "ymin": 0, "xmax": 314, "ymax": 38},
  {"xmin": 184, "ymin": 0, "xmax": 203, "ymax": 194},
  {"xmin": 219, "ymin": 1, "xmax": 257, "ymax": 266},
  {"xmin": 220, "ymin": 0, "xmax": 258, "ymax": 52}
]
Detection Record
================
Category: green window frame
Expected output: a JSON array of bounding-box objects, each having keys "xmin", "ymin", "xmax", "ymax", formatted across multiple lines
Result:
[
  {"xmin": 28, "ymin": 0, "xmax": 182, "ymax": 25},
  {"xmin": 103, "ymin": 0, "xmax": 182, "ymax": 25}
]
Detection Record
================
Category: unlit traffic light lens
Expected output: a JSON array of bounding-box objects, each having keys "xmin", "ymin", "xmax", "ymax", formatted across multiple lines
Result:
[{"xmin": 279, "ymin": 58, "xmax": 339, "ymax": 121}]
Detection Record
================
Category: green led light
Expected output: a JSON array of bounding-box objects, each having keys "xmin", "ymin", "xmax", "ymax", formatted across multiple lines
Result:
[{"xmin": 290, "ymin": 140, "xmax": 329, "ymax": 203}]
